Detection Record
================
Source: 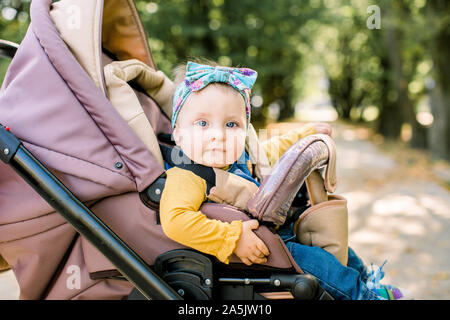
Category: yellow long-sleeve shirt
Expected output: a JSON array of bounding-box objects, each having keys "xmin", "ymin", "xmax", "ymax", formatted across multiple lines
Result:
[{"xmin": 159, "ymin": 123, "xmax": 317, "ymax": 264}]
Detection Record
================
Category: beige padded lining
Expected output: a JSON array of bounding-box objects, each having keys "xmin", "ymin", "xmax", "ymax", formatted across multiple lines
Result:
[
  {"xmin": 102, "ymin": 0, "xmax": 154, "ymax": 68},
  {"xmin": 103, "ymin": 58, "xmax": 176, "ymax": 167},
  {"xmin": 50, "ymin": 0, "xmax": 105, "ymax": 94},
  {"xmin": 245, "ymin": 123, "xmax": 272, "ymax": 181},
  {"xmin": 50, "ymin": 0, "xmax": 155, "ymax": 95},
  {"xmin": 207, "ymin": 168, "xmax": 259, "ymax": 211},
  {"xmin": 295, "ymin": 195, "xmax": 349, "ymax": 266}
]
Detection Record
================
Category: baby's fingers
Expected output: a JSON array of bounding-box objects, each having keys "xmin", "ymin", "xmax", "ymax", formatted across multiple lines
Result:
[
  {"xmin": 240, "ymin": 257, "xmax": 253, "ymax": 266},
  {"xmin": 249, "ymin": 254, "xmax": 267, "ymax": 264},
  {"xmin": 256, "ymin": 240, "xmax": 270, "ymax": 257}
]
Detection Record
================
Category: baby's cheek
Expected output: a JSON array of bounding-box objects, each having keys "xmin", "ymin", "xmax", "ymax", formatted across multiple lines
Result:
[
  {"xmin": 226, "ymin": 131, "xmax": 246, "ymax": 158},
  {"xmin": 175, "ymin": 129, "xmax": 197, "ymax": 159}
]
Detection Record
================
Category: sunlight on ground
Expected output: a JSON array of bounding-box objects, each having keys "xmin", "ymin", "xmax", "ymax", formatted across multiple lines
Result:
[
  {"xmin": 339, "ymin": 128, "xmax": 373, "ymax": 141},
  {"xmin": 342, "ymin": 191, "xmax": 373, "ymax": 212},
  {"xmin": 337, "ymin": 145, "xmax": 397, "ymax": 171},
  {"xmin": 347, "ymin": 190, "xmax": 447, "ymax": 240},
  {"xmin": 0, "ymin": 270, "xmax": 19, "ymax": 300},
  {"xmin": 418, "ymin": 194, "xmax": 450, "ymax": 219},
  {"xmin": 372, "ymin": 194, "xmax": 429, "ymax": 217},
  {"xmin": 367, "ymin": 215, "xmax": 429, "ymax": 236},
  {"xmin": 295, "ymin": 107, "xmax": 338, "ymax": 122},
  {"xmin": 294, "ymin": 95, "xmax": 338, "ymax": 123}
]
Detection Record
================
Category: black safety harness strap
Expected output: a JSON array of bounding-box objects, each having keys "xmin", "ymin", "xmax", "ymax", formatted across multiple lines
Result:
[{"xmin": 159, "ymin": 143, "xmax": 216, "ymax": 194}]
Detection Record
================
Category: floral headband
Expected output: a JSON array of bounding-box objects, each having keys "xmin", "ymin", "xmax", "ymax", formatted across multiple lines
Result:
[{"xmin": 172, "ymin": 61, "xmax": 258, "ymax": 128}]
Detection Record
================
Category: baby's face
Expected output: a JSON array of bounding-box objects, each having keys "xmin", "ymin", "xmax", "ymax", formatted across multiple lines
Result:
[{"xmin": 172, "ymin": 84, "xmax": 247, "ymax": 168}]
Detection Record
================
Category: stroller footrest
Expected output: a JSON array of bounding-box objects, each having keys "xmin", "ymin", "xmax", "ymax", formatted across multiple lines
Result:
[{"xmin": 219, "ymin": 273, "xmax": 334, "ymax": 300}]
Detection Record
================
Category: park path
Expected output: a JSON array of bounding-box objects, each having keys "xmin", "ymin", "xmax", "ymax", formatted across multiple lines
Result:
[
  {"xmin": 333, "ymin": 122, "xmax": 450, "ymax": 300},
  {"xmin": 1, "ymin": 121, "xmax": 449, "ymax": 300},
  {"xmin": 268, "ymin": 120, "xmax": 450, "ymax": 300}
]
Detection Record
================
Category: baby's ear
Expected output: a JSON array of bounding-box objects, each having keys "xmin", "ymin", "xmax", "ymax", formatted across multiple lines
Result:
[{"xmin": 172, "ymin": 126, "xmax": 181, "ymax": 145}]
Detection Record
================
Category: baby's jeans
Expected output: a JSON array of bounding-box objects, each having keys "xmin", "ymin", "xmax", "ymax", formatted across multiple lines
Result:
[{"xmin": 285, "ymin": 242, "xmax": 381, "ymax": 300}]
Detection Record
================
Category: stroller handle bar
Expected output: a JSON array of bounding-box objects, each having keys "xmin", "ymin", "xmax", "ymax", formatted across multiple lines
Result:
[
  {"xmin": 248, "ymin": 134, "xmax": 335, "ymax": 225},
  {"xmin": 0, "ymin": 124, "xmax": 181, "ymax": 300},
  {"xmin": 0, "ymin": 40, "xmax": 19, "ymax": 60}
]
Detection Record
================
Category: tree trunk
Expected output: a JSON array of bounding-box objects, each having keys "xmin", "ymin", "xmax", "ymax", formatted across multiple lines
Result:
[
  {"xmin": 327, "ymin": 34, "xmax": 354, "ymax": 120},
  {"xmin": 278, "ymin": 92, "xmax": 293, "ymax": 121},
  {"xmin": 376, "ymin": 57, "xmax": 402, "ymax": 139},
  {"xmin": 429, "ymin": 85, "xmax": 450, "ymax": 161},
  {"xmin": 384, "ymin": 22, "xmax": 426, "ymax": 147},
  {"xmin": 427, "ymin": 1, "xmax": 450, "ymax": 161}
]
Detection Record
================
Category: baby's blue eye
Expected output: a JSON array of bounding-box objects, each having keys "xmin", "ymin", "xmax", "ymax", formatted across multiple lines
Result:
[
  {"xmin": 226, "ymin": 122, "xmax": 237, "ymax": 128},
  {"xmin": 196, "ymin": 120, "xmax": 208, "ymax": 127}
]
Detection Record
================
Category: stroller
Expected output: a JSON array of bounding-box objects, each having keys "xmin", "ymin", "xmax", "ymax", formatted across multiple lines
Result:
[{"xmin": 0, "ymin": 0, "xmax": 343, "ymax": 300}]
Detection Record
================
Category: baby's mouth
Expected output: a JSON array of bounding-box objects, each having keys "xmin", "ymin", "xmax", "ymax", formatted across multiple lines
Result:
[{"xmin": 206, "ymin": 147, "xmax": 225, "ymax": 152}]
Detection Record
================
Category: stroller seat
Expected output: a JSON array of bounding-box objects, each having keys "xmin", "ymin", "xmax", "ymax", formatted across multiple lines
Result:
[{"xmin": 0, "ymin": 0, "xmax": 335, "ymax": 300}]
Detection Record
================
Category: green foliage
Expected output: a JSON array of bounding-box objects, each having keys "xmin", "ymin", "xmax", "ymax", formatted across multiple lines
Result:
[
  {"xmin": 303, "ymin": 0, "xmax": 447, "ymax": 153},
  {"xmin": 0, "ymin": 0, "xmax": 448, "ymax": 158},
  {"xmin": 0, "ymin": 0, "xmax": 30, "ymax": 85},
  {"xmin": 137, "ymin": 0, "xmax": 324, "ymax": 125}
]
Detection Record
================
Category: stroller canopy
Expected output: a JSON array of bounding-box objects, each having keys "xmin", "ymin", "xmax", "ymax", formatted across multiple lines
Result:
[
  {"xmin": 1, "ymin": 0, "xmax": 166, "ymax": 201},
  {"xmin": 0, "ymin": 0, "xmax": 173, "ymax": 299}
]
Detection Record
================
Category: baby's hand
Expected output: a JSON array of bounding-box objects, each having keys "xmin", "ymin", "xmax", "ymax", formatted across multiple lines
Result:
[
  {"xmin": 234, "ymin": 220, "xmax": 270, "ymax": 266},
  {"xmin": 313, "ymin": 122, "xmax": 332, "ymax": 137}
]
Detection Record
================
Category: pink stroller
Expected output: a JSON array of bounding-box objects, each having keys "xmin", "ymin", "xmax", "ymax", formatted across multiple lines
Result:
[{"xmin": 0, "ymin": 0, "xmax": 341, "ymax": 300}]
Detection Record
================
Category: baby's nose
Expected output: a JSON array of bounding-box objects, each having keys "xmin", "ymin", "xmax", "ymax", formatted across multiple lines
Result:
[{"xmin": 209, "ymin": 128, "xmax": 226, "ymax": 141}]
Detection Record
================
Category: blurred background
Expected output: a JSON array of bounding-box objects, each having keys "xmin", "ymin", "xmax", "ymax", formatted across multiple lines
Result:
[
  {"xmin": 1, "ymin": 0, "xmax": 449, "ymax": 299},
  {"xmin": 1, "ymin": 0, "xmax": 449, "ymax": 161}
]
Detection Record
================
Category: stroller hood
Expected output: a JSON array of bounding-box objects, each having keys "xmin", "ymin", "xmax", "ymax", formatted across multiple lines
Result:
[
  {"xmin": 1, "ymin": 0, "xmax": 165, "ymax": 200},
  {"xmin": 0, "ymin": 0, "xmax": 167, "ymax": 299}
]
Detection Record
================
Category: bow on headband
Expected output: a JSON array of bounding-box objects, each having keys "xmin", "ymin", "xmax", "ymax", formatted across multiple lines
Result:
[{"xmin": 172, "ymin": 61, "xmax": 258, "ymax": 128}]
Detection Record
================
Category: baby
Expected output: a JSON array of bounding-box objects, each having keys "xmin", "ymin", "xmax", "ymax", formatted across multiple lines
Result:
[
  {"xmin": 160, "ymin": 60, "xmax": 322, "ymax": 266},
  {"xmin": 159, "ymin": 60, "xmax": 411, "ymax": 300}
]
